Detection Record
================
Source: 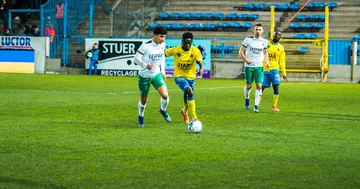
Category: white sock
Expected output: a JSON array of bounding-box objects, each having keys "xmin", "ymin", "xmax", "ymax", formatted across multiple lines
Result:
[
  {"xmin": 160, "ymin": 97, "xmax": 169, "ymax": 111},
  {"xmin": 255, "ymin": 89, "xmax": 262, "ymax": 106},
  {"xmin": 138, "ymin": 101, "xmax": 146, "ymax": 117},
  {"xmin": 244, "ymin": 86, "xmax": 251, "ymax": 99}
]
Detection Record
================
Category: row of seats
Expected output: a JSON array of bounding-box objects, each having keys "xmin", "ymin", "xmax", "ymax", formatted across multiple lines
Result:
[
  {"xmin": 234, "ymin": 2, "xmax": 337, "ymax": 11},
  {"xmin": 293, "ymin": 33, "xmax": 318, "ymax": 39},
  {"xmin": 150, "ymin": 22, "xmax": 253, "ymax": 30},
  {"xmin": 289, "ymin": 23, "xmax": 325, "ymax": 29},
  {"xmin": 159, "ymin": 12, "xmax": 259, "ymax": 20},
  {"xmin": 296, "ymin": 14, "xmax": 331, "ymax": 21},
  {"xmin": 211, "ymin": 45, "xmax": 309, "ymax": 54}
]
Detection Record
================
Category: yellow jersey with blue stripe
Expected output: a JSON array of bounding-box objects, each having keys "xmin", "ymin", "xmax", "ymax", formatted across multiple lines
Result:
[
  {"xmin": 165, "ymin": 45, "xmax": 202, "ymax": 80},
  {"xmin": 263, "ymin": 41, "xmax": 286, "ymax": 76}
]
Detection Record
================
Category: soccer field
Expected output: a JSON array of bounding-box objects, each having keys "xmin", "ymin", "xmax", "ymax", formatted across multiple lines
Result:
[{"xmin": 1, "ymin": 74, "xmax": 360, "ymax": 189}]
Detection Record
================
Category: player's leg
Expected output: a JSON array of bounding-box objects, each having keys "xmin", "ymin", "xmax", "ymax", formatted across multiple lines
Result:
[
  {"xmin": 152, "ymin": 73, "xmax": 171, "ymax": 122},
  {"xmin": 175, "ymin": 77, "xmax": 193, "ymax": 123},
  {"xmin": 253, "ymin": 67, "xmax": 264, "ymax": 113},
  {"xmin": 185, "ymin": 79, "xmax": 197, "ymax": 121},
  {"xmin": 93, "ymin": 62, "xmax": 98, "ymax": 75},
  {"xmin": 137, "ymin": 75, "xmax": 151, "ymax": 127},
  {"xmin": 180, "ymin": 93, "xmax": 189, "ymax": 124},
  {"xmin": 244, "ymin": 67, "xmax": 253, "ymax": 110},
  {"xmin": 88, "ymin": 60, "xmax": 95, "ymax": 75},
  {"xmin": 259, "ymin": 71, "xmax": 271, "ymax": 107},
  {"xmin": 271, "ymin": 70, "xmax": 281, "ymax": 111}
]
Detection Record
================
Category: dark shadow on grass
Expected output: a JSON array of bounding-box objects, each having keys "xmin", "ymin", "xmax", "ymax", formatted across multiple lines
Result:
[
  {"xmin": 262, "ymin": 111, "xmax": 360, "ymax": 122},
  {"xmin": 0, "ymin": 176, "xmax": 67, "ymax": 189}
]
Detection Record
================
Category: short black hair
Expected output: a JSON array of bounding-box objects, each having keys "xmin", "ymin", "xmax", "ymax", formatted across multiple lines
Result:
[
  {"xmin": 182, "ymin": 32, "xmax": 193, "ymax": 40},
  {"xmin": 153, "ymin": 26, "xmax": 167, "ymax": 35}
]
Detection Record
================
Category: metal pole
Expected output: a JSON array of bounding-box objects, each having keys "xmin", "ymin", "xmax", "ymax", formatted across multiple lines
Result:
[
  {"xmin": 352, "ymin": 41, "xmax": 357, "ymax": 81},
  {"xmin": 63, "ymin": 2, "xmax": 68, "ymax": 65},
  {"xmin": 89, "ymin": 4, "xmax": 93, "ymax": 37},
  {"xmin": 40, "ymin": 5, "xmax": 44, "ymax": 36},
  {"xmin": 8, "ymin": 11, "xmax": 12, "ymax": 30}
]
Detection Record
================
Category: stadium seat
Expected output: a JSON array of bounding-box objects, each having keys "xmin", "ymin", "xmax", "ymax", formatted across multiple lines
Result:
[
  {"xmin": 181, "ymin": 12, "xmax": 192, "ymax": 19},
  {"xmin": 305, "ymin": 33, "xmax": 318, "ymax": 39},
  {"xmin": 268, "ymin": 4, "xmax": 279, "ymax": 10},
  {"xmin": 301, "ymin": 23, "xmax": 312, "ymax": 29},
  {"xmin": 328, "ymin": 2, "xmax": 338, "ymax": 8},
  {"xmin": 294, "ymin": 33, "xmax": 305, "ymax": 39},
  {"xmin": 354, "ymin": 34, "xmax": 360, "ymax": 41},
  {"xmin": 149, "ymin": 22, "xmax": 160, "ymax": 29},
  {"xmin": 305, "ymin": 2, "xmax": 315, "ymax": 8},
  {"xmin": 290, "ymin": 4, "xmax": 300, "ymax": 11},
  {"xmin": 192, "ymin": 12, "xmax": 202, "ymax": 19},
  {"xmin": 248, "ymin": 14, "xmax": 259, "ymax": 20},
  {"xmin": 244, "ymin": 3, "xmax": 255, "ymax": 9},
  {"xmin": 171, "ymin": 23, "xmax": 183, "ymax": 29},
  {"xmin": 313, "ymin": 23, "xmax": 324, "ymax": 29},
  {"xmin": 319, "ymin": 14, "xmax": 331, "ymax": 20},
  {"xmin": 194, "ymin": 23, "xmax": 205, "ymax": 29},
  {"xmin": 238, "ymin": 14, "xmax": 248, "ymax": 20},
  {"xmin": 214, "ymin": 13, "xmax": 225, "ymax": 19},
  {"xmin": 229, "ymin": 22, "xmax": 241, "ymax": 28},
  {"xmin": 289, "ymin": 23, "xmax": 300, "ymax": 29},
  {"xmin": 218, "ymin": 22, "xmax": 229, "ymax": 28},
  {"xmin": 226, "ymin": 13, "xmax": 238, "ymax": 20},
  {"xmin": 225, "ymin": 45, "xmax": 235, "ymax": 53},
  {"xmin": 162, "ymin": 23, "xmax": 172, "ymax": 29},
  {"xmin": 254, "ymin": 4, "xmax": 266, "ymax": 10},
  {"xmin": 309, "ymin": 15, "xmax": 320, "ymax": 20},
  {"xmin": 242, "ymin": 22, "xmax": 252, "ymax": 29},
  {"xmin": 314, "ymin": 2, "xmax": 326, "ymax": 8},
  {"xmin": 278, "ymin": 4, "xmax": 289, "ymax": 10},
  {"xmin": 169, "ymin": 12, "xmax": 181, "ymax": 19},
  {"xmin": 184, "ymin": 23, "xmax": 195, "ymax": 29},
  {"xmin": 296, "ymin": 14, "xmax": 307, "ymax": 21},
  {"xmin": 202, "ymin": 13, "xmax": 214, "ymax": 19},
  {"xmin": 159, "ymin": 12, "xmax": 169, "ymax": 19},
  {"xmin": 205, "ymin": 23, "xmax": 217, "ymax": 29},
  {"xmin": 297, "ymin": 46, "xmax": 309, "ymax": 53}
]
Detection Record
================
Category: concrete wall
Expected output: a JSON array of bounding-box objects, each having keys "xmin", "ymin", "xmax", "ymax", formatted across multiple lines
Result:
[
  {"xmin": 328, "ymin": 65, "xmax": 360, "ymax": 83},
  {"xmin": 212, "ymin": 59, "xmax": 244, "ymax": 79}
]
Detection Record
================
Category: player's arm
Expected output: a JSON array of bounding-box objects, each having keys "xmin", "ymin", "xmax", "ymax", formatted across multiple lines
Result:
[
  {"xmin": 165, "ymin": 47, "xmax": 175, "ymax": 57},
  {"xmin": 279, "ymin": 49, "xmax": 288, "ymax": 81},
  {"xmin": 160, "ymin": 52, "xmax": 166, "ymax": 81},
  {"xmin": 239, "ymin": 38, "xmax": 251, "ymax": 64},
  {"xmin": 134, "ymin": 44, "xmax": 152, "ymax": 70},
  {"xmin": 263, "ymin": 46, "xmax": 270, "ymax": 68},
  {"xmin": 195, "ymin": 48, "xmax": 204, "ymax": 77}
]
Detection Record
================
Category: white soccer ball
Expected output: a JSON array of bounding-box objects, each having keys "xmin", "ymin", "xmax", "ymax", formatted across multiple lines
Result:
[
  {"xmin": 188, "ymin": 119, "xmax": 202, "ymax": 133},
  {"xmin": 87, "ymin": 52, "xmax": 93, "ymax": 58}
]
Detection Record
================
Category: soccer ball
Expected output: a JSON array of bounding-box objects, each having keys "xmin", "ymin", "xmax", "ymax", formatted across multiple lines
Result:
[
  {"xmin": 87, "ymin": 52, "xmax": 93, "ymax": 58},
  {"xmin": 188, "ymin": 119, "xmax": 202, "ymax": 133}
]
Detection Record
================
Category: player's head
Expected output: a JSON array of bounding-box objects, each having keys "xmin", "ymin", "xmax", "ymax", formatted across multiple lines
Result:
[
  {"xmin": 253, "ymin": 23, "xmax": 264, "ymax": 38},
  {"xmin": 272, "ymin": 30, "xmax": 282, "ymax": 43},
  {"xmin": 182, "ymin": 32, "xmax": 193, "ymax": 51},
  {"xmin": 153, "ymin": 26, "xmax": 167, "ymax": 44},
  {"xmin": 93, "ymin": 43, "xmax": 98, "ymax": 49}
]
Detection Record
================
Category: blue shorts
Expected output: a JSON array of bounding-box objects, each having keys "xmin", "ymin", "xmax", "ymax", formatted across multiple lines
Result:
[
  {"xmin": 174, "ymin": 77, "xmax": 195, "ymax": 92},
  {"xmin": 263, "ymin": 69, "xmax": 280, "ymax": 88}
]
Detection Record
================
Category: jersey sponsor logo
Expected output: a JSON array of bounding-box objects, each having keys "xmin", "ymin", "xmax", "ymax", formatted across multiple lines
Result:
[
  {"xmin": 177, "ymin": 62, "xmax": 192, "ymax": 70},
  {"xmin": 249, "ymin": 47, "xmax": 263, "ymax": 54}
]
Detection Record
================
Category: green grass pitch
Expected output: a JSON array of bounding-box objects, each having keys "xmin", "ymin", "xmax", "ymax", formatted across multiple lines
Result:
[{"xmin": 1, "ymin": 73, "xmax": 360, "ymax": 189}]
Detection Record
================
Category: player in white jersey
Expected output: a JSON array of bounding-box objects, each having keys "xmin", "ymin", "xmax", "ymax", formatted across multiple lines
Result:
[
  {"xmin": 134, "ymin": 26, "xmax": 170, "ymax": 127},
  {"xmin": 239, "ymin": 23, "xmax": 270, "ymax": 113}
]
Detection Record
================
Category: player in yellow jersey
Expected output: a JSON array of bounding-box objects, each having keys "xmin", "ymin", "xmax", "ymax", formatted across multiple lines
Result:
[
  {"xmin": 165, "ymin": 32, "xmax": 204, "ymax": 123},
  {"xmin": 262, "ymin": 30, "xmax": 288, "ymax": 111}
]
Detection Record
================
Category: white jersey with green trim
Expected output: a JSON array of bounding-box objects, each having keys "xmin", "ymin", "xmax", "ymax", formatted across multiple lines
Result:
[
  {"xmin": 241, "ymin": 37, "xmax": 268, "ymax": 67},
  {"xmin": 136, "ymin": 39, "xmax": 166, "ymax": 78}
]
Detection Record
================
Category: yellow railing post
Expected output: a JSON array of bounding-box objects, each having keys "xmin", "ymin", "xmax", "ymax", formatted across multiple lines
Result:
[
  {"xmin": 322, "ymin": 6, "xmax": 329, "ymax": 82},
  {"xmin": 270, "ymin": 5, "xmax": 275, "ymax": 39}
]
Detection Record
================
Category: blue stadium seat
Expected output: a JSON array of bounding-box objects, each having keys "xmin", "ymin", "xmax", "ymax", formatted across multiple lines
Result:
[
  {"xmin": 354, "ymin": 34, "xmax": 360, "ymax": 41},
  {"xmin": 278, "ymin": 4, "xmax": 289, "ymax": 10},
  {"xmin": 214, "ymin": 13, "xmax": 225, "ymax": 19},
  {"xmin": 298, "ymin": 46, "xmax": 309, "ymax": 53},
  {"xmin": 159, "ymin": 12, "xmax": 169, "ymax": 19},
  {"xmin": 248, "ymin": 14, "xmax": 259, "ymax": 20},
  {"xmin": 169, "ymin": 12, "xmax": 180, "ymax": 19},
  {"xmin": 254, "ymin": 4, "xmax": 266, "ymax": 10},
  {"xmin": 328, "ymin": 2, "xmax": 338, "ymax": 8},
  {"xmin": 192, "ymin": 12, "xmax": 202, "ymax": 19},
  {"xmin": 238, "ymin": 14, "xmax": 248, "ymax": 20},
  {"xmin": 225, "ymin": 45, "xmax": 235, "ymax": 53},
  {"xmin": 309, "ymin": 15, "xmax": 320, "ymax": 20},
  {"xmin": 305, "ymin": 33, "xmax": 317, "ymax": 39},
  {"xmin": 313, "ymin": 23, "xmax": 324, "ymax": 29},
  {"xmin": 171, "ymin": 23, "xmax": 183, "ymax": 29},
  {"xmin": 314, "ymin": 2, "xmax": 326, "ymax": 8},
  {"xmin": 290, "ymin": 4, "xmax": 300, "ymax": 11},
  {"xmin": 301, "ymin": 23, "xmax": 312, "ymax": 28},
  {"xmin": 229, "ymin": 22, "xmax": 241, "ymax": 28},
  {"xmin": 242, "ymin": 23, "xmax": 252, "ymax": 29},
  {"xmin": 296, "ymin": 14, "xmax": 307, "ymax": 21},
  {"xmin": 294, "ymin": 33, "xmax": 305, "ymax": 39},
  {"xmin": 319, "ymin": 14, "xmax": 331, "ymax": 20},
  {"xmin": 202, "ymin": 13, "xmax": 214, "ymax": 19},
  {"xmin": 205, "ymin": 23, "xmax": 217, "ymax": 29},
  {"xmin": 269, "ymin": 4, "xmax": 279, "ymax": 9},
  {"xmin": 181, "ymin": 12, "xmax": 192, "ymax": 19},
  {"xmin": 194, "ymin": 23, "xmax": 205, "ymax": 29},
  {"xmin": 149, "ymin": 22, "xmax": 160, "ymax": 29},
  {"xmin": 226, "ymin": 13, "xmax": 238, "ymax": 20},
  {"xmin": 162, "ymin": 23, "xmax": 172, "ymax": 29},
  {"xmin": 244, "ymin": 3, "xmax": 255, "ymax": 9},
  {"xmin": 306, "ymin": 2, "xmax": 314, "ymax": 8},
  {"xmin": 218, "ymin": 22, "xmax": 229, "ymax": 28},
  {"xmin": 184, "ymin": 23, "xmax": 195, "ymax": 29},
  {"xmin": 289, "ymin": 23, "xmax": 300, "ymax": 28}
]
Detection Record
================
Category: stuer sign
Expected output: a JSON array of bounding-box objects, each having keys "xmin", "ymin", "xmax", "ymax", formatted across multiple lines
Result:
[{"xmin": 85, "ymin": 38, "xmax": 146, "ymax": 76}]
